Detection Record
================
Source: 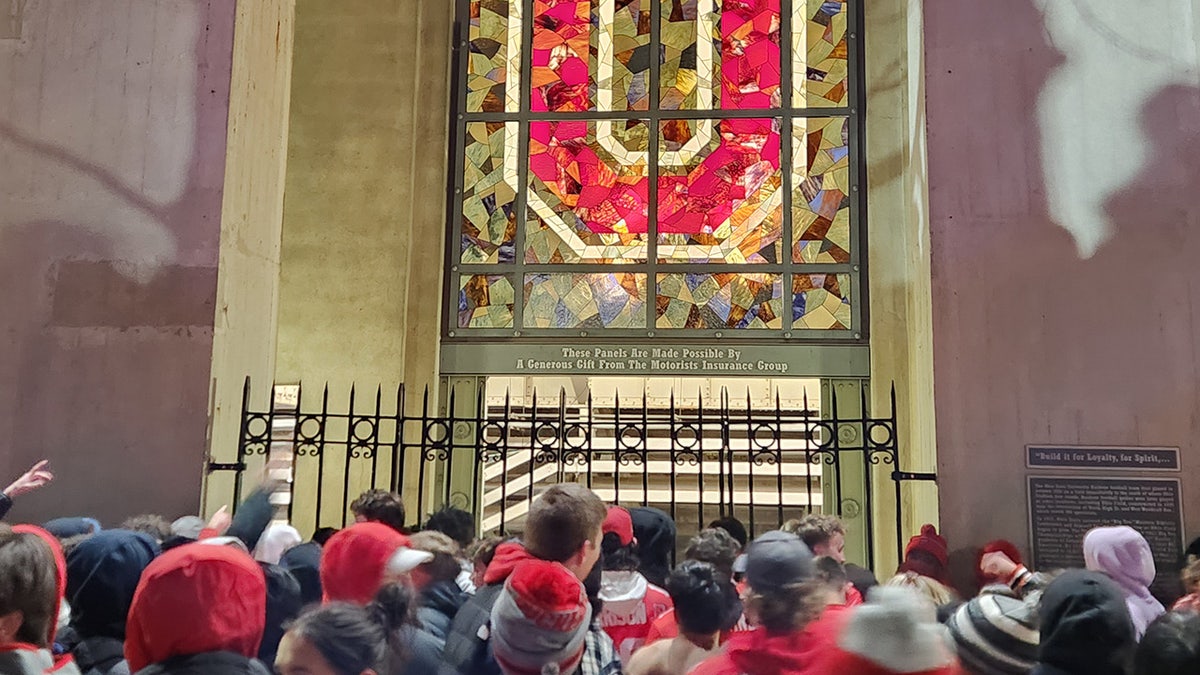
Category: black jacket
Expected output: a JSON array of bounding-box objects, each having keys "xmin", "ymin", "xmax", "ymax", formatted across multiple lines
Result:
[
  {"xmin": 1035, "ymin": 570, "xmax": 1135, "ymax": 675},
  {"xmin": 72, "ymin": 636, "xmax": 130, "ymax": 675},
  {"xmin": 280, "ymin": 541, "xmax": 322, "ymax": 606},
  {"xmin": 134, "ymin": 652, "xmax": 271, "ymax": 675},
  {"xmin": 419, "ymin": 579, "xmax": 470, "ymax": 647}
]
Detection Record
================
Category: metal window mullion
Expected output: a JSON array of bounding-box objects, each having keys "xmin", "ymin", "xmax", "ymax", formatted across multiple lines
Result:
[
  {"xmin": 447, "ymin": 0, "xmax": 472, "ymax": 338},
  {"xmin": 646, "ymin": 0, "xmax": 662, "ymax": 335},
  {"xmin": 781, "ymin": 0, "xmax": 794, "ymax": 334},
  {"xmin": 849, "ymin": 0, "xmax": 868, "ymax": 338},
  {"xmin": 512, "ymin": 0, "xmax": 535, "ymax": 335}
]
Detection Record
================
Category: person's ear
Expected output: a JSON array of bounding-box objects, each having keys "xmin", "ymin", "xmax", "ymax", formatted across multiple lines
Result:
[{"xmin": 0, "ymin": 610, "xmax": 23, "ymax": 644}]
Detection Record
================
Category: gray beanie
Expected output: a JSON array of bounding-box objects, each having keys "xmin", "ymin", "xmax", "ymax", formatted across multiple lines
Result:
[
  {"xmin": 946, "ymin": 588, "xmax": 1040, "ymax": 674},
  {"xmin": 489, "ymin": 559, "xmax": 592, "ymax": 675}
]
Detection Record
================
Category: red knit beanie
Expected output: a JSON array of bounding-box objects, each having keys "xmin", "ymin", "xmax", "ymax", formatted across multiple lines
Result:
[
  {"xmin": 898, "ymin": 524, "xmax": 950, "ymax": 584},
  {"xmin": 975, "ymin": 539, "xmax": 1023, "ymax": 587},
  {"xmin": 490, "ymin": 560, "xmax": 591, "ymax": 675}
]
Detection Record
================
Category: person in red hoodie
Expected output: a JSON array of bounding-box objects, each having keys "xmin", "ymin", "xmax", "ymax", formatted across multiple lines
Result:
[
  {"xmin": 816, "ymin": 586, "xmax": 964, "ymax": 675},
  {"xmin": 318, "ymin": 522, "xmax": 432, "ymax": 605},
  {"xmin": 691, "ymin": 531, "xmax": 834, "ymax": 675},
  {"xmin": 597, "ymin": 506, "xmax": 673, "ymax": 661},
  {"xmin": 124, "ymin": 543, "xmax": 268, "ymax": 674},
  {"xmin": 0, "ymin": 525, "xmax": 81, "ymax": 675}
]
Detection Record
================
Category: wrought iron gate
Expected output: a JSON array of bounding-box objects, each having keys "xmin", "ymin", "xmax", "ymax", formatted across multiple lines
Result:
[{"xmin": 207, "ymin": 377, "xmax": 935, "ymax": 564}]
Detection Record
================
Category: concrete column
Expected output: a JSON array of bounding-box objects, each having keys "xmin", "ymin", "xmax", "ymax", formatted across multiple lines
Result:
[
  {"xmin": 863, "ymin": 0, "xmax": 939, "ymax": 574},
  {"xmin": 205, "ymin": 0, "xmax": 296, "ymax": 514}
]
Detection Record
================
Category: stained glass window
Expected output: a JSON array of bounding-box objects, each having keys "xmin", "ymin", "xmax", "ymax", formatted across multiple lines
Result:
[{"xmin": 451, "ymin": 0, "xmax": 861, "ymax": 339}]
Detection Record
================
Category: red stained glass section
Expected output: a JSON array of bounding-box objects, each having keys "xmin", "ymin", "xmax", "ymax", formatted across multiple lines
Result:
[
  {"xmin": 658, "ymin": 118, "xmax": 781, "ymax": 234},
  {"xmin": 531, "ymin": 0, "xmax": 592, "ymax": 112},
  {"xmin": 721, "ymin": 0, "xmax": 782, "ymax": 109}
]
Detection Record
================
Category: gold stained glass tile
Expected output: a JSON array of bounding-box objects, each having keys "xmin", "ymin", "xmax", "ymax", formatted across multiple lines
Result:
[
  {"xmin": 459, "ymin": 275, "xmax": 515, "ymax": 328},
  {"xmin": 462, "ymin": 122, "xmax": 519, "ymax": 263},
  {"xmin": 792, "ymin": 274, "xmax": 851, "ymax": 329},
  {"xmin": 792, "ymin": 117, "xmax": 851, "ymax": 263},
  {"xmin": 656, "ymin": 273, "xmax": 783, "ymax": 329},
  {"xmin": 795, "ymin": 0, "xmax": 850, "ymax": 107},
  {"xmin": 467, "ymin": 0, "xmax": 522, "ymax": 113},
  {"xmin": 524, "ymin": 273, "xmax": 647, "ymax": 328}
]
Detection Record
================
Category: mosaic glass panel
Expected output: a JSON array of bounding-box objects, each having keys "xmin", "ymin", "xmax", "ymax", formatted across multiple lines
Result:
[
  {"xmin": 595, "ymin": 0, "xmax": 651, "ymax": 111},
  {"xmin": 792, "ymin": 117, "xmax": 851, "ymax": 263},
  {"xmin": 459, "ymin": 275, "xmax": 515, "ymax": 328},
  {"xmin": 658, "ymin": 117, "xmax": 783, "ymax": 263},
  {"xmin": 656, "ymin": 273, "xmax": 783, "ymax": 329},
  {"xmin": 793, "ymin": 273, "xmax": 850, "ymax": 329},
  {"xmin": 462, "ymin": 122, "xmax": 519, "ymax": 263},
  {"xmin": 796, "ymin": 0, "xmax": 850, "ymax": 107},
  {"xmin": 721, "ymin": 0, "xmax": 782, "ymax": 109},
  {"xmin": 524, "ymin": 273, "xmax": 648, "ymax": 328},
  {"xmin": 526, "ymin": 119, "xmax": 650, "ymax": 263},
  {"xmin": 466, "ymin": 0, "xmax": 522, "ymax": 113},
  {"xmin": 532, "ymin": 0, "xmax": 592, "ymax": 112},
  {"xmin": 660, "ymin": 0, "xmax": 721, "ymax": 110}
]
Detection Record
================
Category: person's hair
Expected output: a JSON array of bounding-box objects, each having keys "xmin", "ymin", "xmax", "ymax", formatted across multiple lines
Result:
[
  {"xmin": 812, "ymin": 556, "xmax": 848, "ymax": 593},
  {"xmin": 791, "ymin": 514, "xmax": 845, "ymax": 552},
  {"xmin": 523, "ymin": 484, "xmax": 606, "ymax": 563},
  {"xmin": 59, "ymin": 532, "xmax": 94, "ymax": 559},
  {"xmin": 885, "ymin": 571, "xmax": 957, "ymax": 607},
  {"xmin": 0, "ymin": 532, "xmax": 59, "ymax": 647},
  {"xmin": 121, "ymin": 515, "xmax": 172, "ymax": 543},
  {"xmin": 1181, "ymin": 555, "xmax": 1200, "ymax": 594},
  {"xmin": 350, "ymin": 490, "xmax": 406, "ymax": 533},
  {"xmin": 1135, "ymin": 611, "xmax": 1200, "ymax": 675},
  {"xmin": 601, "ymin": 532, "xmax": 640, "ymax": 572},
  {"xmin": 708, "ymin": 517, "xmax": 748, "ymax": 549},
  {"xmin": 743, "ymin": 580, "xmax": 823, "ymax": 634},
  {"xmin": 666, "ymin": 561, "xmax": 728, "ymax": 636},
  {"xmin": 423, "ymin": 507, "xmax": 475, "ymax": 550},
  {"xmin": 468, "ymin": 536, "xmax": 502, "ymax": 569},
  {"xmin": 285, "ymin": 582, "xmax": 415, "ymax": 675},
  {"xmin": 312, "ymin": 527, "xmax": 339, "ymax": 546},
  {"xmin": 685, "ymin": 528, "xmax": 740, "ymax": 579},
  {"xmin": 409, "ymin": 531, "xmax": 462, "ymax": 583}
]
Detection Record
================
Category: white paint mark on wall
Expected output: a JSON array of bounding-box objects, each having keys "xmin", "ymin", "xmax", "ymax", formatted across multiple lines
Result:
[{"xmin": 1034, "ymin": 0, "xmax": 1200, "ymax": 258}]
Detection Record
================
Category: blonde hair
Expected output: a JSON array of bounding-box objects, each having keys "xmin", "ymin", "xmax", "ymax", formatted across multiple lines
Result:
[
  {"xmin": 1182, "ymin": 555, "xmax": 1200, "ymax": 593},
  {"xmin": 884, "ymin": 571, "xmax": 957, "ymax": 607}
]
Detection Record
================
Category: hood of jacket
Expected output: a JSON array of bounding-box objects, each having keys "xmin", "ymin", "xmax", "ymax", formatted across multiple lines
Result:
[
  {"xmin": 43, "ymin": 518, "xmax": 101, "ymax": 540},
  {"xmin": 1082, "ymin": 526, "xmax": 1164, "ymax": 636},
  {"xmin": 71, "ymin": 635, "xmax": 127, "ymax": 674},
  {"xmin": 723, "ymin": 627, "xmax": 830, "ymax": 675},
  {"xmin": 124, "ymin": 544, "xmax": 266, "ymax": 673},
  {"xmin": 599, "ymin": 570, "xmax": 648, "ymax": 614},
  {"xmin": 134, "ymin": 651, "xmax": 271, "ymax": 675},
  {"xmin": 319, "ymin": 523, "xmax": 407, "ymax": 605},
  {"xmin": 67, "ymin": 530, "xmax": 160, "ymax": 640},
  {"xmin": 259, "ymin": 563, "xmax": 302, "ymax": 665},
  {"xmin": 279, "ymin": 541, "xmax": 322, "ymax": 606},
  {"xmin": 1037, "ymin": 570, "xmax": 1135, "ymax": 675},
  {"xmin": 482, "ymin": 541, "xmax": 537, "ymax": 586},
  {"xmin": 630, "ymin": 507, "xmax": 676, "ymax": 588},
  {"xmin": 422, "ymin": 579, "xmax": 469, "ymax": 617}
]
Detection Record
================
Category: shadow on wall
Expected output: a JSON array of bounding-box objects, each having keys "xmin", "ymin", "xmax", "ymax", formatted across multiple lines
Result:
[
  {"xmin": 0, "ymin": 0, "xmax": 234, "ymax": 525},
  {"xmin": 927, "ymin": 0, "xmax": 1200, "ymax": 597}
]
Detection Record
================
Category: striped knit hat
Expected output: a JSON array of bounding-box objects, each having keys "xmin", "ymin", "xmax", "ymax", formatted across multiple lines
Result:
[{"xmin": 945, "ymin": 589, "xmax": 1039, "ymax": 674}]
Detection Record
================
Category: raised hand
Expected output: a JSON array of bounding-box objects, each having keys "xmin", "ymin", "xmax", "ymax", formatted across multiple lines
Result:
[
  {"xmin": 207, "ymin": 505, "xmax": 232, "ymax": 535},
  {"xmin": 4, "ymin": 460, "xmax": 54, "ymax": 498}
]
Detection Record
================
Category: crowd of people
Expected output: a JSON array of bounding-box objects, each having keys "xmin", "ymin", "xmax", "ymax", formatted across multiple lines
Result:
[{"xmin": 1, "ymin": 459, "xmax": 1200, "ymax": 674}]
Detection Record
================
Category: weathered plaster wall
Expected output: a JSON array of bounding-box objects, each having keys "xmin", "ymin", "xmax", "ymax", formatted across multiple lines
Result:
[
  {"xmin": 926, "ymin": 0, "xmax": 1200, "ymax": 590},
  {"xmin": 0, "ymin": 0, "xmax": 236, "ymax": 524}
]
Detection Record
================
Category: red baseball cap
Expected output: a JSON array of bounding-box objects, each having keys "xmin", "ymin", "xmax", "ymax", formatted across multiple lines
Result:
[{"xmin": 602, "ymin": 506, "xmax": 634, "ymax": 546}]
